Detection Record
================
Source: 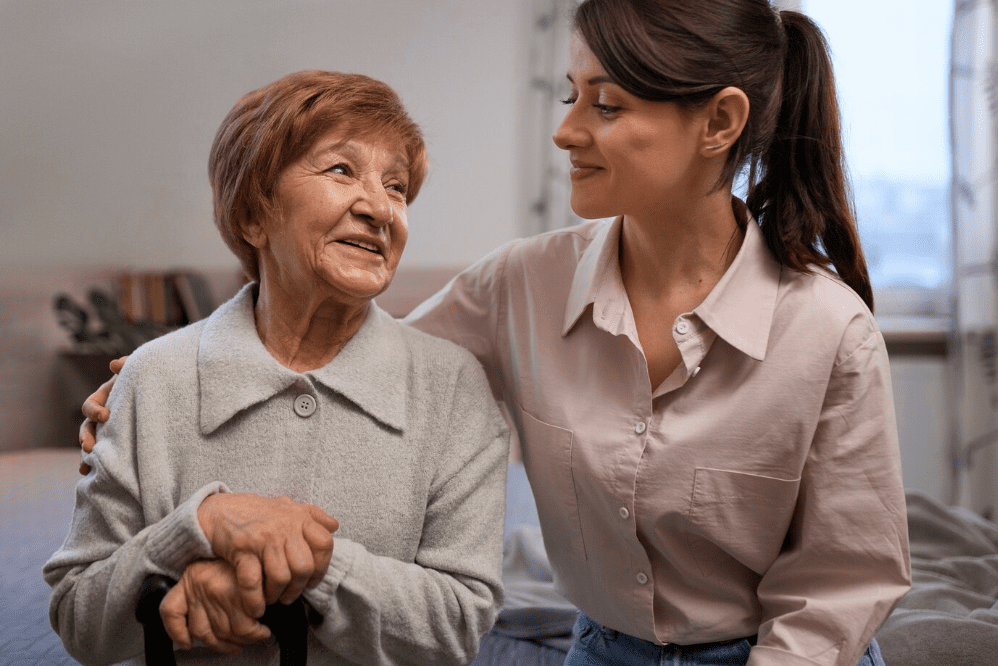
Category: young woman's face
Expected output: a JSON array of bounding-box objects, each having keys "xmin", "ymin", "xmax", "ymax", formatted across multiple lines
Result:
[{"xmin": 553, "ymin": 33, "xmax": 707, "ymax": 221}]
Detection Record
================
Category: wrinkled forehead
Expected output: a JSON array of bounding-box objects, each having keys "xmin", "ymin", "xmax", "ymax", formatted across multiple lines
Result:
[{"xmin": 307, "ymin": 125, "xmax": 412, "ymax": 168}]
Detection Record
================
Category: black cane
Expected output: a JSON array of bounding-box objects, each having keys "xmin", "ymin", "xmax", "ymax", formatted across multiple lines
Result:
[{"xmin": 135, "ymin": 574, "xmax": 308, "ymax": 666}]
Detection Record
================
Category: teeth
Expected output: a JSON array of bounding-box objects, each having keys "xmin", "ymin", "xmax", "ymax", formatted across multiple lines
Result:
[{"xmin": 344, "ymin": 240, "xmax": 379, "ymax": 253}]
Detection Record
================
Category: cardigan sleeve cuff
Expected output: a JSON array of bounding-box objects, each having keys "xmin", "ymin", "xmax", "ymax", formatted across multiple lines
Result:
[
  {"xmin": 302, "ymin": 537, "xmax": 362, "ymax": 616},
  {"xmin": 145, "ymin": 481, "xmax": 229, "ymax": 576}
]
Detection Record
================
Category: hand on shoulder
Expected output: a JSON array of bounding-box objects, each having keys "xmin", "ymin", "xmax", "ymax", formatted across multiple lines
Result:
[{"xmin": 78, "ymin": 355, "xmax": 128, "ymax": 474}]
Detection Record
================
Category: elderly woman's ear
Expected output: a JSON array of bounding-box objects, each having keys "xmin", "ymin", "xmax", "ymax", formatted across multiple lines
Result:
[{"xmin": 241, "ymin": 217, "xmax": 268, "ymax": 250}]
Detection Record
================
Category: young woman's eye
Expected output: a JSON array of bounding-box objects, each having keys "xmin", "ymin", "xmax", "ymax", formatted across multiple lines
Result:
[
  {"xmin": 559, "ymin": 97, "xmax": 577, "ymax": 106},
  {"xmin": 594, "ymin": 103, "xmax": 620, "ymax": 117}
]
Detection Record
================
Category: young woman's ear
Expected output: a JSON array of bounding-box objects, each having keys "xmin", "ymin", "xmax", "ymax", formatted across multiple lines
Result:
[{"xmin": 700, "ymin": 86, "xmax": 750, "ymax": 157}]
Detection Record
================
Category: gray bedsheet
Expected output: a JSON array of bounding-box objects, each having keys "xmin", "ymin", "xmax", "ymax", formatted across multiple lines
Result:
[
  {"xmin": 1, "ymin": 449, "xmax": 82, "ymax": 665},
  {"xmin": 468, "ymin": 631, "xmax": 568, "ymax": 666},
  {"xmin": 495, "ymin": 463, "xmax": 576, "ymax": 652},
  {"xmin": 466, "ymin": 463, "xmax": 573, "ymax": 666},
  {"xmin": 875, "ymin": 491, "xmax": 998, "ymax": 666}
]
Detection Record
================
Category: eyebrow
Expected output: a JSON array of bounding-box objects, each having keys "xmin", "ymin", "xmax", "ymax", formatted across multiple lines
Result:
[
  {"xmin": 315, "ymin": 139, "xmax": 357, "ymax": 158},
  {"xmin": 315, "ymin": 140, "xmax": 410, "ymax": 170},
  {"xmin": 565, "ymin": 73, "xmax": 616, "ymax": 86}
]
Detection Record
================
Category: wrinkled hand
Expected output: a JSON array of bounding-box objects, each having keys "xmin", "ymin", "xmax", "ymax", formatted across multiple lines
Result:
[
  {"xmin": 161, "ymin": 559, "xmax": 272, "ymax": 654},
  {"xmin": 78, "ymin": 356, "xmax": 128, "ymax": 474},
  {"xmin": 198, "ymin": 493, "xmax": 338, "ymax": 612}
]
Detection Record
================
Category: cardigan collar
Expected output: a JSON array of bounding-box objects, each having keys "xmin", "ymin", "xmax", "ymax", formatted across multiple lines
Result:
[
  {"xmin": 198, "ymin": 283, "xmax": 408, "ymax": 435},
  {"xmin": 562, "ymin": 210, "xmax": 781, "ymax": 361}
]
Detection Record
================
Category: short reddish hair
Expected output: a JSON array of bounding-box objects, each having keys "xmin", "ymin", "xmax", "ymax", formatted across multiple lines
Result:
[{"xmin": 208, "ymin": 70, "xmax": 428, "ymax": 281}]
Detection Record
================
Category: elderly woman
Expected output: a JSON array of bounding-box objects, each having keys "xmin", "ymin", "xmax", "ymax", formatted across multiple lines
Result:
[{"xmin": 44, "ymin": 70, "xmax": 509, "ymax": 665}]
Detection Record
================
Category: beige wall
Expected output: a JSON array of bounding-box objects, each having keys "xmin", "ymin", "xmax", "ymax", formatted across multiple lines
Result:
[
  {"xmin": 0, "ymin": 0, "xmax": 530, "ymax": 451},
  {"xmin": 0, "ymin": 0, "xmax": 526, "ymax": 274}
]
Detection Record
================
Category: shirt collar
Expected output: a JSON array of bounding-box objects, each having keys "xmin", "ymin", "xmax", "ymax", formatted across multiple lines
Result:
[
  {"xmin": 563, "ymin": 217, "xmax": 620, "ymax": 336},
  {"xmin": 694, "ymin": 216, "xmax": 781, "ymax": 361},
  {"xmin": 198, "ymin": 283, "xmax": 408, "ymax": 435},
  {"xmin": 561, "ymin": 213, "xmax": 781, "ymax": 361}
]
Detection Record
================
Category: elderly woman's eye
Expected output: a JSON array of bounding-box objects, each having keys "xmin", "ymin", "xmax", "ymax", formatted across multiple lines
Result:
[
  {"xmin": 326, "ymin": 163, "xmax": 350, "ymax": 175},
  {"xmin": 388, "ymin": 182, "xmax": 408, "ymax": 195}
]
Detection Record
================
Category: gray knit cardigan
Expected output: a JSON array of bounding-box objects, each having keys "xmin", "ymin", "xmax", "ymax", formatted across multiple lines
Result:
[{"xmin": 44, "ymin": 284, "xmax": 510, "ymax": 666}]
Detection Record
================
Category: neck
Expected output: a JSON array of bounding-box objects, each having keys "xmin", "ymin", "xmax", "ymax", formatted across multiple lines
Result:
[
  {"xmin": 253, "ymin": 275, "xmax": 370, "ymax": 373},
  {"xmin": 619, "ymin": 189, "xmax": 743, "ymax": 299}
]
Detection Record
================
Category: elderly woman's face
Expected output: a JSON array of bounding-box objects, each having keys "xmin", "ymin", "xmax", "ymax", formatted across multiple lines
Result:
[{"xmin": 258, "ymin": 128, "xmax": 410, "ymax": 303}]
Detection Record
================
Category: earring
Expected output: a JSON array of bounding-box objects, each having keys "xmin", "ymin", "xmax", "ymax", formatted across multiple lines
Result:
[{"xmin": 707, "ymin": 142, "xmax": 727, "ymax": 150}]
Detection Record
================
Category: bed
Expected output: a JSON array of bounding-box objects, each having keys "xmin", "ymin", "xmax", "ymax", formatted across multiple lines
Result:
[{"xmin": 874, "ymin": 491, "xmax": 998, "ymax": 665}]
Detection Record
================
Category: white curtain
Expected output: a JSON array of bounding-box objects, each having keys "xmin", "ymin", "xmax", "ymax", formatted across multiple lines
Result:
[
  {"xmin": 521, "ymin": 0, "xmax": 578, "ymax": 236},
  {"xmin": 950, "ymin": 0, "xmax": 998, "ymax": 516}
]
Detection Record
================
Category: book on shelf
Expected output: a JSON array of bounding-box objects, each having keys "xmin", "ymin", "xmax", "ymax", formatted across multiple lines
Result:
[
  {"xmin": 116, "ymin": 273, "xmax": 147, "ymax": 323},
  {"xmin": 114, "ymin": 270, "xmax": 216, "ymax": 326},
  {"xmin": 145, "ymin": 273, "xmax": 169, "ymax": 326},
  {"xmin": 171, "ymin": 271, "xmax": 216, "ymax": 323}
]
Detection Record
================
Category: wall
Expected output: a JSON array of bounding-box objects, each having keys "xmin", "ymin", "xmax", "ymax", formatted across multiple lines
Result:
[
  {"xmin": 0, "ymin": 0, "xmax": 531, "ymax": 451},
  {"xmin": 889, "ymin": 356, "xmax": 952, "ymax": 503},
  {"xmin": 0, "ymin": 0, "xmax": 525, "ymax": 273}
]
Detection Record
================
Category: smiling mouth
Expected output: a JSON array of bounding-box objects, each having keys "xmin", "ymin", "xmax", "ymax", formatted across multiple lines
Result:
[
  {"xmin": 570, "ymin": 165, "xmax": 602, "ymax": 179},
  {"xmin": 338, "ymin": 240, "xmax": 381, "ymax": 255}
]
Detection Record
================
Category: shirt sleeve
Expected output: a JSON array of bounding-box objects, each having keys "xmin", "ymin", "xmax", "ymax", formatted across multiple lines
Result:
[
  {"xmin": 749, "ymin": 324, "xmax": 912, "ymax": 666},
  {"xmin": 42, "ymin": 364, "xmax": 220, "ymax": 666},
  {"xmin": 403, "ymin": 242, "xmax": 512, "ymax": 398},
  {"xmin": 303, "ymin": 355, "xmax": 510, "ymax": 666}
]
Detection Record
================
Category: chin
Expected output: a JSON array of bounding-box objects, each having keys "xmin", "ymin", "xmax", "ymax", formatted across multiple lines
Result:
[
  {"xmin": 570, "ymin": 197, "xmax": 615, "ymax": 221},
  {"xmin": 347, "ymin": 280, "xmax": 391, "ymax": 301},
  {"xmin": 324, "ymin": 273, "xmax": 391, "ymax": 303}
]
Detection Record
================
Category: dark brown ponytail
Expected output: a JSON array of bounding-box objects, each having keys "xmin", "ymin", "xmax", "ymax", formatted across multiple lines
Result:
[
  {"xmin": 573, "ymin": 0, "xmax": 874, "ymax": 311},
  {"xmin": 745, "ymin": 11, "xmax": 874, "ymax": 310}
]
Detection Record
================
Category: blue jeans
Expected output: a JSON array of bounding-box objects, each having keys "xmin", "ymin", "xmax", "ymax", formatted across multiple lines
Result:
[{"xmin": 563, "ymin": 613, "xmax": 886, "ymax": 666}]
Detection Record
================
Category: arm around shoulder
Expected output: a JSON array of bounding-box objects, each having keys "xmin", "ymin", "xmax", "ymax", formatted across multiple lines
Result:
[{"xmin": 403, "ymin": 240, "xmax": 517, "ymax": 386}]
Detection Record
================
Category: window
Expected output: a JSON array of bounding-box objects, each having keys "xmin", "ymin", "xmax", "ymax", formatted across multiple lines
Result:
[
  {"xmin": 524, "ymin": 0, "xmax": 955, "ymax": 321},
  {"xmin": 802, "ymin": 0, "xmax": 953, "ymax": 316}
]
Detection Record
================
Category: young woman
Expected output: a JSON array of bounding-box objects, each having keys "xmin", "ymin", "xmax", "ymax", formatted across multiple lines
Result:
[{"xmin": 80, "ymin": 1, "xmax": 910, "ymax": 664}]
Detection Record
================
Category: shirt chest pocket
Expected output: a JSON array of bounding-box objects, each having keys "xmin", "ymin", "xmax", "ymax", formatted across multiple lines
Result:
[
  {"xmin": 516, "ymin": 406, "xmax": 588, "ymax": 564},
  {"xmin": 686, "ymin": 468, "xmax": 801, "ymax": 578}
]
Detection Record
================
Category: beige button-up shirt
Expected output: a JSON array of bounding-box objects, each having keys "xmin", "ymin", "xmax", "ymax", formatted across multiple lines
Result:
[{"xmin": 406, "ymin": 216, "xmax": 910, "ymax": 666}]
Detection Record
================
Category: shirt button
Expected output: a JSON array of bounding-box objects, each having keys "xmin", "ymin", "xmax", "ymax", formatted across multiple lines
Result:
[
  {"xmin": 619, "ymin": 507, "xmax": 630, "ymax": 519},
  {"xmin": 675, "ymin": 321, "xmax": 690, "ymax": 335},
  {"xmin": 294, "ymin": 394, "xmax": 317, "ymax": 417},
  {"xmin": 634, "ymin": 422, "xmax": 646, "ymax": 434},
  {"xmin": 636, "ymin": 572, "xmax": 648, "ymax": 585}
]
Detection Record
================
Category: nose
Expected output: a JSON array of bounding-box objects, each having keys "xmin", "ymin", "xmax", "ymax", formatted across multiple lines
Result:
[
  {"xmin": 351, "ymin": 178, "xmax": 394, "ymax": 227},
  {"xmin": 553, "ymin": 104, "xmax": 588, "ymax": 151}
]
